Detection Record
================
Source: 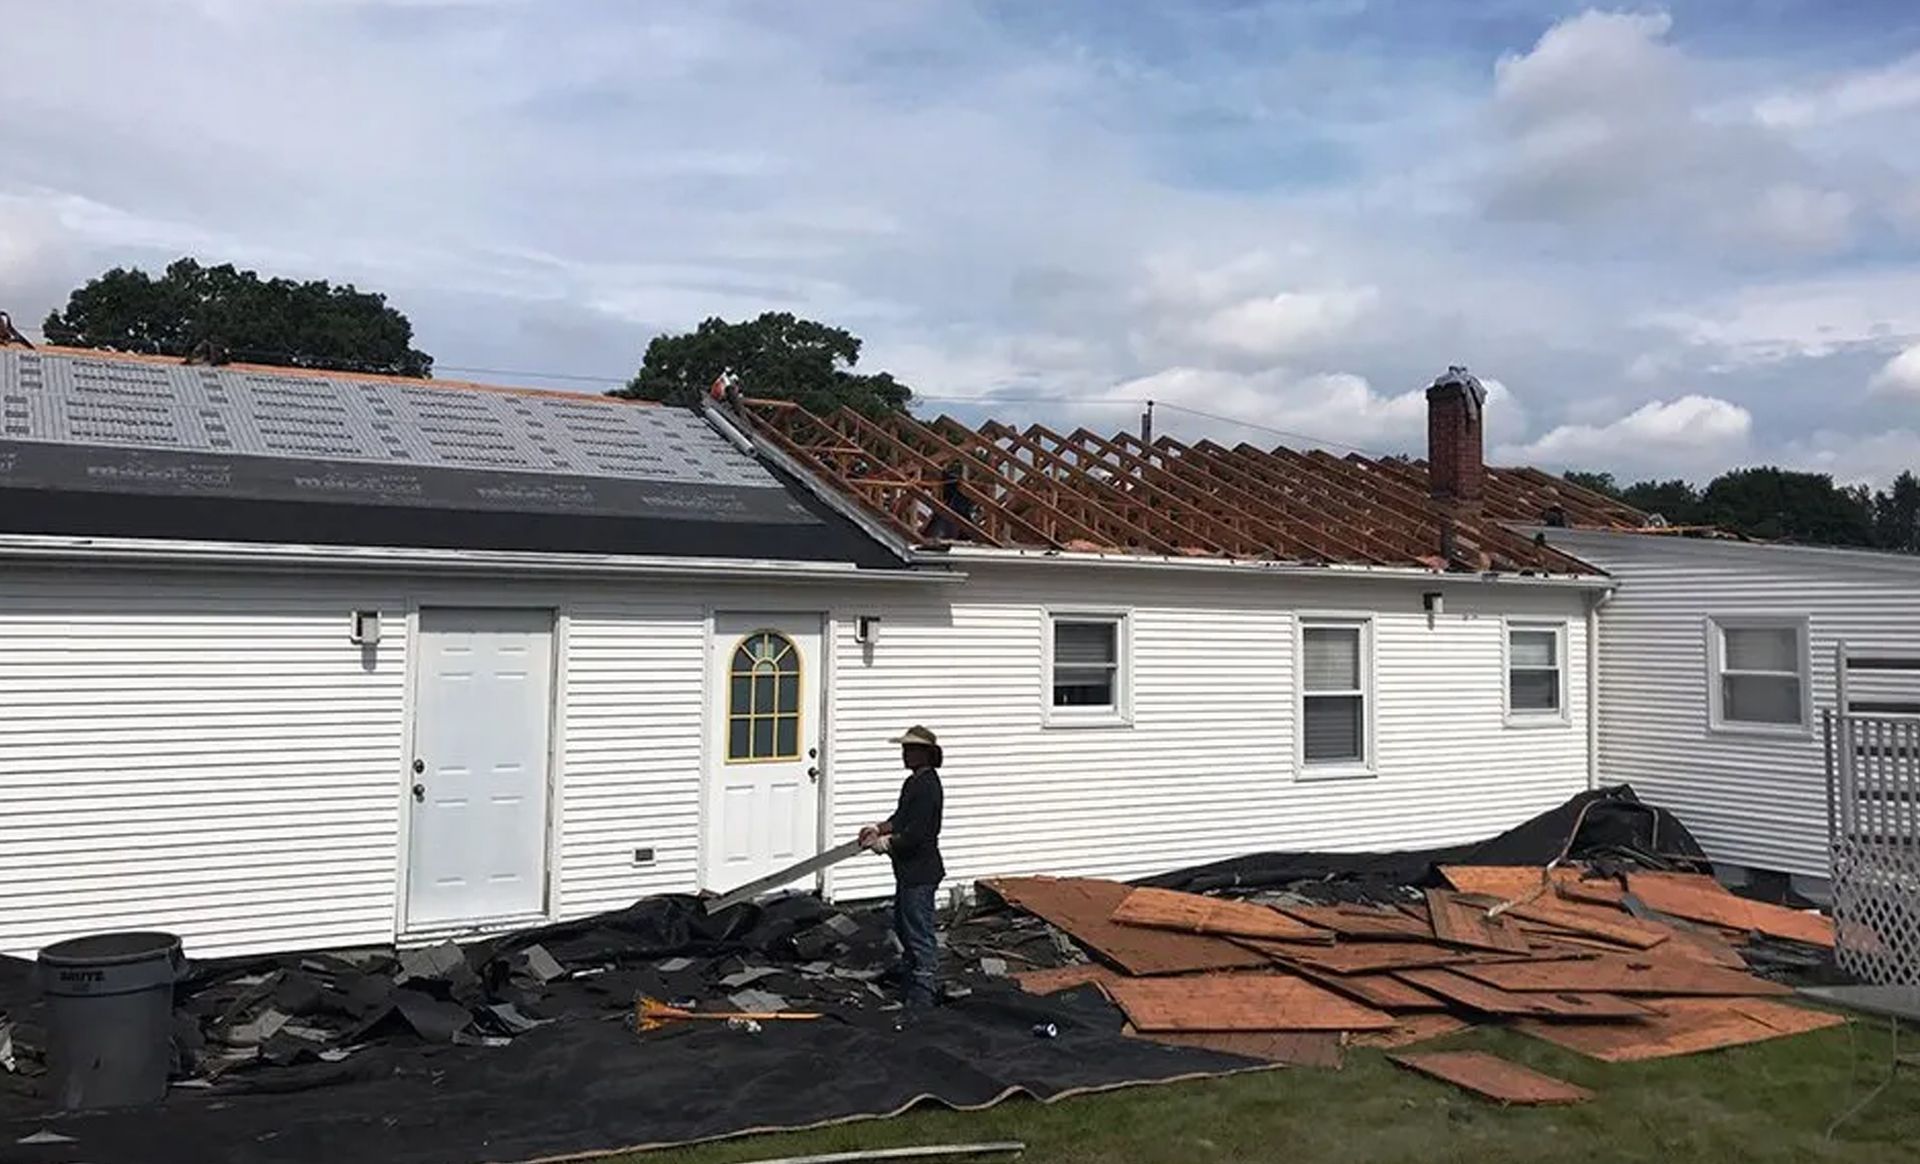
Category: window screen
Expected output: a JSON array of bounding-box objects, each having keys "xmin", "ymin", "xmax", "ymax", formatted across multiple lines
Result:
[
  {"xmin": 1302, "ymin": 624, "xmax": 1365, "ymax": 764},
  {"xmin": 1508, "ymin": 626, "xmax": 1562, "ymax": 714},
  {"xmin": 1052, "ymin": 618, "xmax": 1120, "ymax": 709},
  {"xmin": 1715, "ymin": 622, "xmax": 1804, "ymax": 728}
]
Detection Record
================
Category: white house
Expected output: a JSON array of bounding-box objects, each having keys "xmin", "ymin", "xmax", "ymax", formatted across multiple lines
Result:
[
  {"xmin": 1, "ymin": 346, "xmax": 1624, "ymax": 958},
  {"xmin": 1540, "ymin": 527, "xmax": 1920, "ymax": 894}
]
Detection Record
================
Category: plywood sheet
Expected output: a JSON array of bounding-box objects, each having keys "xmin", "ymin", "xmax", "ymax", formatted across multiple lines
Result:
[
  {"xmin": 981, "ymin": 877, "xmax": 1272, "ymax": 976},
  {"xmin": 1288, "ymin": 966, "xmax": 1450, "ymax": 1012},
  {"xmin": 1514, "ymin": 998, "xmax": 1846, "ymax": 1062},
  {"xmin": 1426, "ymin": 889, "xmax": 1532, "ymax": 953},
  {"xmin": 1278, "ymin": 903, "xmax": 1435, "ymax": 941},
  {"xmin": 1246, "ymin": 938, "xmax": 1524, "ymax": 976},
  {"xmin": 1626, "ymin": 873, "xmax": 1835, "ymax": 948},
  {"xmin": 1348, "ymin": 1013, "xmax": 1473, "ymax": 1049},
  {"xmin": 1455, "ymin": 955, "xmax": 1792, "ymax": 997},
  {"xmin": 1392, "ymin": 968, "xmax": 1657, "ymax": 1018},
  {"xmin": 1129, "ymin": 1026, "xmax": 1344, "ymax": 1068},
  {"xmin": 1105, "ymin": 972, "xmax": 1397, "ymax": 1032},
  {"xmin": 1390, "ymin": 1051, "xmax": 1592, "ymax": 1105},
  {"xmin": 1014, "ymin": 963, "xmax": 1123, "ymax": 996},
  {"xmin": 1438, "ymin": 866, "xmax": 1671, "ymax": 948},
  {"xmin": 1111, "ymin": 887, "xmax": 1331, "ymax": 942}
]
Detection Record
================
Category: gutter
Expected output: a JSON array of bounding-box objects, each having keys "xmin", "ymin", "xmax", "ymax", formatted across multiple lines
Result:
[
  {"xmin": 700, "ymin": 402, "xmax": 919, "ymax": 565},
  {"xmin": 0, "ymin": 534, "xmax": 964, "ymax": 584},
  {"xmin": 921, "ymin": 544, "xmax": 1617, "ymax": 589},
  {"xmin": 1586, "ymin": 587, "xmax": 1614, "ymax": 791}
]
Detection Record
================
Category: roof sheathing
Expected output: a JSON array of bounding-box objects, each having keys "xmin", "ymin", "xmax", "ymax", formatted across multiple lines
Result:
[{"xmin": 739, "ymin": 399, "xmax": 1647, "ymax": 576}]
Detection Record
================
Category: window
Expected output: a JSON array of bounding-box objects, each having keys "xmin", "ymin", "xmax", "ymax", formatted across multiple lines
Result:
[
  {"xmin": 1708, "ymin": 617, "xmax": 1810, "ymax": 733},
  {"xmin": 726, "ymin": 631, "xmax": 802, "ymax": 761},
  {"xmin": 1301, "ymin": 620, "xmax": 1370, "ymax": 770},
  {"xmin": 1506, "ymin": 622, "xmax": 1567, "ymax": 722},
  {"xmin": 1047, "ymin": 612, "xmax": 1129, "ymax": 724}
]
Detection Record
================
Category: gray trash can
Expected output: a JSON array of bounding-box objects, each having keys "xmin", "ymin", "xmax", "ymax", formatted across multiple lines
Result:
[{"xmin": 37, "ymin": 932, "xmax": 184, "ymax": 1110}]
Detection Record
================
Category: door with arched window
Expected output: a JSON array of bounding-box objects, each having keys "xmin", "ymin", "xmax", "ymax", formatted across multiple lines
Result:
[{"xmin": 704, "ymin": 612, "xmax": 824, "ymax": 892}]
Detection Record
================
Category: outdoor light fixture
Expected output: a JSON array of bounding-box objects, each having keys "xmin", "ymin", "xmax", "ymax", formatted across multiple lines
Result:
[
  {"xmin": 350, "ymin": 610, "xmax": 382, "ymax": 646},
  {"xmin": 1421, "ymin": 592, "xmax": 1445, "ymax": 616},
  {"xmin": 854, "ymin": 615, "xmax": 880, "ymax": 645}
]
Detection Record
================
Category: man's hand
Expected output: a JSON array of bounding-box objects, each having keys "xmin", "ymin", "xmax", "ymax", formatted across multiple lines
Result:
[
  {"xmin": 857, "ymin": 823, "xmax": 880, "ymax": 848},
  {"xmin": 868, "ymin": 833, "xmax": 891, "ymax": 854}
]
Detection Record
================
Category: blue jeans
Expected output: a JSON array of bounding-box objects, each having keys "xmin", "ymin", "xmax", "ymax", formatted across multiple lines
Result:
[{"xmin": 892, "ymin": 883, "xmax": 939, "ymax": 1007}]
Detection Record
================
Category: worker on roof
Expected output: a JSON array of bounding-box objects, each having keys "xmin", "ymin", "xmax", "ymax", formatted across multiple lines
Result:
[{"xmin": 859, "ymin": 725, "xmax": 946, "ymax": 1019}]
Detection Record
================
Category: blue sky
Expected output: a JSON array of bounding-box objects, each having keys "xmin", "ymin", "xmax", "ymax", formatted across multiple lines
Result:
[{"xmin": 3, "ymin": 1, "xmax": 1919, "ymax": 483}]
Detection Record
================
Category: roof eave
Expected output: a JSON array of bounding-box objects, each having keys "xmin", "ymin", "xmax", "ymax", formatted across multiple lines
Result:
[{"xmin": 920, "ymin": 544, "xmax": 1614, "ymax": 588}]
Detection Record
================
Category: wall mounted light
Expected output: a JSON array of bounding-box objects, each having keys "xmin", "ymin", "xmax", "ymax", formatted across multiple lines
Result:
[
  {"xmin": 1421, "ymin": 591, "xmax": 1445, "ymax": 617},
  {"xmin": 349, "ymin": 610, "xmax": 382, "ymax": 646},
  {"xmin": 854, "ymin": 615, "xmax": 881, "ymax": 645}
]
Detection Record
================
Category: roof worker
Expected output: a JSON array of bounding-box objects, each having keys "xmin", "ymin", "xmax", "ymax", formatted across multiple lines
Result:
[{"xmin": 859, "ymin": 726, "xmax": 946, "ymax": 1022}]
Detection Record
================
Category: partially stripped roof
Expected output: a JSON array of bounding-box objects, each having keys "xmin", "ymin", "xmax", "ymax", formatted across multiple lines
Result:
[{"xmin": 740, "ymin": 399, "xmax": 1648, "ymax": 574}]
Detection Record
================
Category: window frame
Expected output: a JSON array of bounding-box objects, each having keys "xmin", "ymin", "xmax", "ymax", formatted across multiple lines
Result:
[
  {"xmin": 1502, "ymin": 619, "xmax": 1571, "ymax": 728},
  {"xmin": 1042, "ymin": 608, "xmax": 1133, "ymax": 728},
  {"xmin": 1295, "ymin": 614, "xmax": 1376, "ymax": 780},
  {"xmin": 1705, "ymin": 614, "xmax": 1813, "ymax": 737}
]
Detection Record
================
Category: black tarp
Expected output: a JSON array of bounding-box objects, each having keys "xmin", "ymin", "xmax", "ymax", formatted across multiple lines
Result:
[{"xmin": 1141, "ymin": 784, "xmax": 1710, "ymax": 897}]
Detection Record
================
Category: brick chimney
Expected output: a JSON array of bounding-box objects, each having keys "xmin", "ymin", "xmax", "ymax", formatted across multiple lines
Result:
[{"xmin": 1426, "ymin": 365, "xmax": 1486, "ymax": 505}]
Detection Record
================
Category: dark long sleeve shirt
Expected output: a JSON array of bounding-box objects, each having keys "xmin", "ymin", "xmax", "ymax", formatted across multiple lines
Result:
[{"xmin": 884, "ymin": 767, "xmax": 945, "ymax": 887}]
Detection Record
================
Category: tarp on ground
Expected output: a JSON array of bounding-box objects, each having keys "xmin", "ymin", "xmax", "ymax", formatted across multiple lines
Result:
[
  {"xmin": 1141, "ymin": 785, "xmax": 1709, "ymax": 897},
  {"xmin": 0, "ymin": 987, "xmax": 1268, "ymax": 1164}
]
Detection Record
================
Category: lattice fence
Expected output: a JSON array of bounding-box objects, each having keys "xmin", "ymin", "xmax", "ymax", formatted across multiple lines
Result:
[{"xmin": 1825, "ymin": 646, "xmax": 1920, "ymax": 987}]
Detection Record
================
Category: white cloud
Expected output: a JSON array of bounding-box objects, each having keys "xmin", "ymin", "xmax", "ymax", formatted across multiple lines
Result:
[
  {"xmin": 1497, "ymin": 395, "xmax": 1753, "ymax": 471},
  {"xmin": 1186, "ymin": 286, "xmax": 1379, "ymax": 361},
  {"xmin": 1872, "ymin": 344, "xmax": 1920, "ymax": 400},
  {"xmin": 1754, "ymin": 51, "xmax": 1920, "ymax": 128},
  {"xmin": 1781, "ymin": 428, "xmax": 1920, "ymax": 489},
  {"xmin": 1647, "ymin": 271, "xmax": 1920, "ymax": 366}
]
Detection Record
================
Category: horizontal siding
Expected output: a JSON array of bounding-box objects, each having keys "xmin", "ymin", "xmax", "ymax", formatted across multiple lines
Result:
[
  {"xmin": 0, "ymin": 573, "xmax": 409, "ymax": 959},
  {"xmin": 1550, "ymin": 531, "xmax": 1920, "ymax": 878},
  {"xmin": 824, "ymin": 567, "xmax": 1592, "ymax": 901}
]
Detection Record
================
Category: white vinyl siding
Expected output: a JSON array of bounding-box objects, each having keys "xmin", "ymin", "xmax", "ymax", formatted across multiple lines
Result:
[{"xmin": 1546, "ymin": 529, "xmax": 1920, "ymax": 879}]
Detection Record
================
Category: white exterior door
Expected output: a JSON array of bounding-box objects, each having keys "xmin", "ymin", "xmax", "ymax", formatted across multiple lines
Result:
[
  {"xmin": 406, "ymin": 608, "xmax": 555, "ymax": 929},
  {"xmin": 705, "ymin": 613, "xmax": 824, "ymax": 893}
]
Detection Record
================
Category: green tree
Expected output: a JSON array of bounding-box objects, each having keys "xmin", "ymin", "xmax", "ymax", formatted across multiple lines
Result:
[
  {"xmin": 1562, "ymin": 470, "xmax": 1620, "ymax": 498},
  {"xmin": 1873, "ymin": 470, "xmax": 1920, "ymax": 553},
  {"xmin": 615, "ymin": 312, "xmax": 911, "ymax": 414},
  {"xmin": 1698, "ymin": 467, "xmax": 1874, "ymax": 546},
  {"xmin": 1618, "ymin": 479, "xmax": 1703, "ymax": 525},
  {"xmin": 42, "ymin": 257, "xmax": 431, "ymax": 377}
]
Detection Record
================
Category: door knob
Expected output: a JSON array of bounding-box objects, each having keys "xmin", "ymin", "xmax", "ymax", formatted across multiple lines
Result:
[
  {"xmin": 412, "ymin": 783, "xmax": 426, "ymax": 802},
  {"xmin": 412, "ymin": 758, "xmax": 425, "ymax": 774},
  {"xmin": 807, "ymin": 766, "xmax": 820, "ymax": 784}
]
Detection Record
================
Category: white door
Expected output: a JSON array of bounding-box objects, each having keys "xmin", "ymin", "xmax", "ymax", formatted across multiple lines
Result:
[
  {"xmin": 705, "ymin": 613, "xmax": 824, "ymax": 893},
  {"xmin": 406, "ymin": 608, "xmax": 555, "ymax": 929}
]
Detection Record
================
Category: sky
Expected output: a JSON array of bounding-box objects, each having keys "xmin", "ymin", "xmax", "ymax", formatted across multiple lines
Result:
[{"xmin": 3, "ymin": 1, "xmax": 1919, "ymax": 486}]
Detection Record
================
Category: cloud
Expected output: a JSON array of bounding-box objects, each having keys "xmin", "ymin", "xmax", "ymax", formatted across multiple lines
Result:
[
  {"xmin": 1186, "ymin": 286, "xmax": 1380, "ymax": 361},
  {"xmin": 1754, "ymin": 51, "xmax": 1920, "ymax": 129},
  {"xmin": 1872, "ymin": 344, "xmax": 1920, "ymax": 400},
  {"xmin": 1497, "ymin": 395, "xmax": 1753, "ymax": 472}
]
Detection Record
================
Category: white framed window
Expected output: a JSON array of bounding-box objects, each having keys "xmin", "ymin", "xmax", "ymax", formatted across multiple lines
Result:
[
  {"xmin": 1706, "ymin": 615, "xmax": 1811, "ymax": 735},
  {"xmin": 1504, "ymin": 620, "xmax": 1569, "ymax": 726},
  {"xmin": 1297, "ymin": 617, "xmax": 1373, "ymax": 777},
  {"xmin": 1044, "ymin": 610, "xmax": 1131, "ymax": 727}
]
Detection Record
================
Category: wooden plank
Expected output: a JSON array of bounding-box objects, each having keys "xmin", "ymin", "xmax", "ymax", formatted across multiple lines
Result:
[
  {"xmin": 1426, "ymin": 889, "xmax": 1532, "ymax": 953},
  {"xmin": 1390, "ymin": 1051, "xmax": 1593, "ymax": 1106},
  {"xmin": 1626, "ymin": 873, "xmax": 1836, "ymax": 948},
  {"xmin": 1104, "ymin": 972, "xmax": 1398, "ymax": 1032},
  {"xmin": 1127, "ymin": 1026, "xmax": 1344, "ymax": 1068},
  {"xmin": 1276, "ymin": 903, "xmax": 1435, "ymax": 941},
  {"xmin": 1246, "ymin": 937, "xmax": 1537, "ymax": 976},
  {"xmin": 1391, "ymin": 968, "xmax": 1658, "ymax": 1018},
  {"xmin": 1111, "ymin": 887, "xmax": 1332, "ymax": 943},
  {"xmin": 1514, "ymin": 998, "xmax": 1846, "ymax": 1062},
  {"xmin": 1453, "ymin": 955, "xmax": 1792, "ymax": 997},
  {"xmin": 1286, "ymin": 965, "xmax": 1451, "ymax": 1012},
  {"xmin": 1348, "ymin": 1013, "xmax": 1474, "ymax": 1049},
  {"xmin": 981, "ymin": 877, "xmax": 1272, "ymax": 976},
  {"xmin": 1013, "ymin": 964, "xmax": 1123, "ymax": 996}
]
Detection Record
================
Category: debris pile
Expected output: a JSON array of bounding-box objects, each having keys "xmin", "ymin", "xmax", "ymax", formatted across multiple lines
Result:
[{"xmin": 988, "ymin": 862, "xmax": 1845, "ymax": 1104}]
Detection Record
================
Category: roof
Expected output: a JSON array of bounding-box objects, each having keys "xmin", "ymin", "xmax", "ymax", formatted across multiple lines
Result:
[
  {"xmin": 737, "ymin": 399, "xmax": 1649, "ymax": 575},
  {"xmin": 0, "ymin": 347, "xmax": 903, "ymax": 567}
]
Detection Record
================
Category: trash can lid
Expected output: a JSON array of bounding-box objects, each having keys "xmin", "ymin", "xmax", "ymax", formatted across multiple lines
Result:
[{"xmin": 39, "ymin": 931, "xmax": 182, "ymax": 968}]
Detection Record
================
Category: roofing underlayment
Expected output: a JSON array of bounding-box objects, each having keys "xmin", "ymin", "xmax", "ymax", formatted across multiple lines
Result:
[{"xmin": 736, "ymin": 397, "xmax": 1649, "ymax": 573}]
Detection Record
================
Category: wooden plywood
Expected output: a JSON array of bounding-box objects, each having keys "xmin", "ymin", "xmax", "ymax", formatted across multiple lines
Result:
[
  {"xmin": 1129, "ymin": 1027, "xmax": 1345, "ymax": 1068},
  {"xmin": 1277, "ymin": 903, "xmax": 1435, "ymax": 941},
  {"xmin": 1514, "ymin": 998, "xmax": 1846, "ymax": 1062},
  {"xmin": 1247, "ymin": 937, "xmax": 1525, "ymax": 976},
  {"xmin": 1455, "ymin": 955, "xmax": 1793, "ymax": 997},
  {"xmin": 1112, "ymin": 887, "xmax": 1331, "ymax": 943},
  {"xmin": 1390, "ymin": 1051, "xmax": 1592, "ymax": 1106},
  {"xmin": 1013, "ymin": 963, "xmax": 1123, "ymax": 996},
  {"xmin": 1392, "ymin": 968, "xmax": 1658, "ymax": 1018},
  {"xmin": 1626, "ymin": 873, "xmax": 1835, "ymax": 948},
  {"xmin": 981, "ymin": 877, "xmax": 1272, "ymax": 976},
  {"xmin": 1438, "ymin": 866, "xmax": 1672, "ymax": 949},
  {"xmin": 1105, "ymin": 972, "xmax": 1398, "ymax": 1032},
  {"xmin": 1348, "ymin": 1013, "xmax": 1473, "ymax": 1049},
  {"xmin": 1288, "ymin": 966, "xmax": 1451, "ymax": 1012},
  {"xmin": 1426, "ymin": 889, "xmax": 1532, "ymax": 953}
]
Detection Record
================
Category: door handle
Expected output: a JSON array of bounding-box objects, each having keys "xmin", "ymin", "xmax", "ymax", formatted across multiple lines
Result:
[
  {"xmin": 412, "ymin": 758, "xmax": 425, "ymax": 774},
  {"xmin": 412, "ymin": 783, "xmax": 426, "ymax": 802},
  {"xmin": 807, "ymin": 766, "xmax": 820, "ymax": 784}
]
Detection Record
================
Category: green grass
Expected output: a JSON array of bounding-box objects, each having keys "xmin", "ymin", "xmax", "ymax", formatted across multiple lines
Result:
[{"xmin": 619, "ymin": 1019, "xmax": 1920, "ymax": 1164}]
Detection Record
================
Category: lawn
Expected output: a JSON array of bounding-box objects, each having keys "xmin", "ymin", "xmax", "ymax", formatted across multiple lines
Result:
[{"xmin": 622, "ymin": 1018, "xmax": 1920, "ymax": 1164}]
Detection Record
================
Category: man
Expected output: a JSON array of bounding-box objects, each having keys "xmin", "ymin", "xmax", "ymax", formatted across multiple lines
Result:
[{"xmin": 859, "ymin": 725, "xmax": 945, "ymax": 1013}]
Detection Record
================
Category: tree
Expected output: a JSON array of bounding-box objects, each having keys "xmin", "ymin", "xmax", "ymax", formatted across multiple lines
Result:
[
  {"xmin": 615, "ymin": 312, "xmax": 911, "ymax": 414},
  {"xmin": 1874, "ymin": 470, "xmax": 1920, "ymax": 553},
  {"xmin": 1562, "ymin": 470, "xmax": 1619, "ymax": 498},
  {"xmin": 42, "ymin": 258, "xmax": 431, "ymax": 377},
  {"xmin": 1619, "ymin": 479, "xmax": 1703, "ymax": 526},
  {"xmin": 1698, "ymin": 468, "xmax": 1875, "ymax": 546}
]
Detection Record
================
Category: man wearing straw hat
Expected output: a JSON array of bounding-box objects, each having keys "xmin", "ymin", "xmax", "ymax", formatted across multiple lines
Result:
[{"xmin": 859, "ymin": 725, "xmax": 946, "ymax": 1015}]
